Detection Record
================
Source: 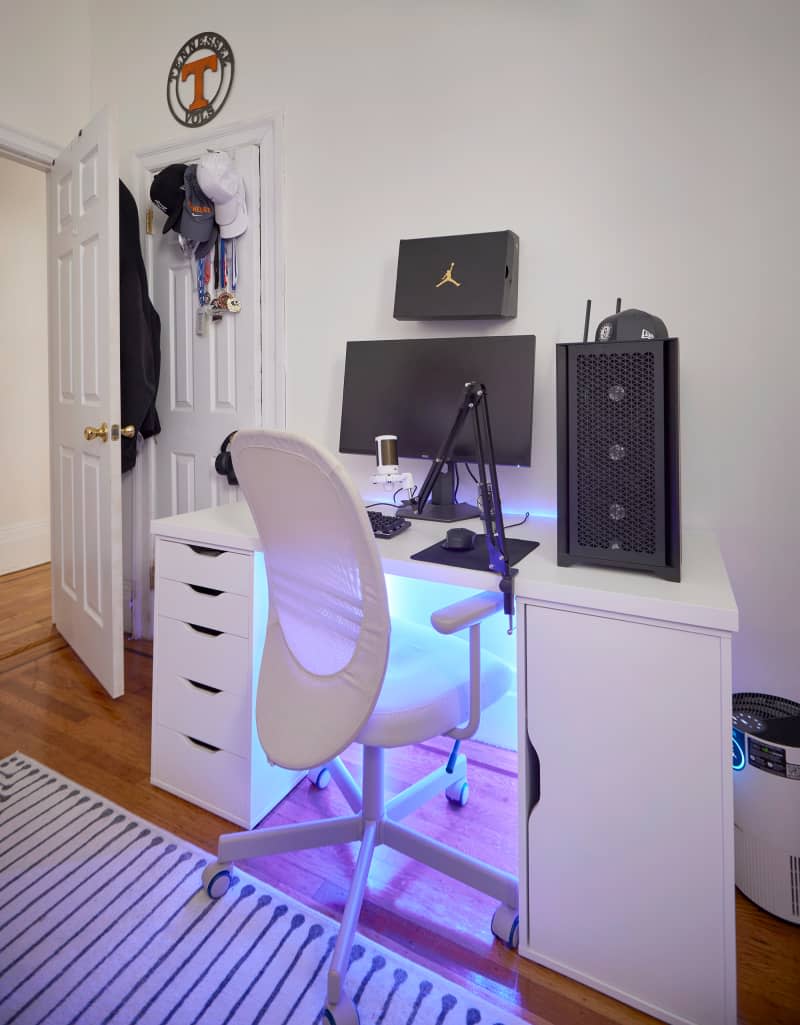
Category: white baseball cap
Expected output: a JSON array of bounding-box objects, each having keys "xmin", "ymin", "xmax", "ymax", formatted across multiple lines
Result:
[{"xmin": 197, "ymin": 151, "xmax": 248, "ymax": 239}]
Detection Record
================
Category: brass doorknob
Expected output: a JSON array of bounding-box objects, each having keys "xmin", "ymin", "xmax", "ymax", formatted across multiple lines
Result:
[
  {"xmin": 118, "ymin": 425, "xmax": 137, "ymax": 438},
  {"xmin": 84, "ymin": 422, "xmax": 109, "ymax": 443}
]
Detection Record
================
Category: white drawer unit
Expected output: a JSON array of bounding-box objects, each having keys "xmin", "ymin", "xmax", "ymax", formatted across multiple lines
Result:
[{"xmin": 150, "ymin": 533, "xmax": 304, "ymax": 827}]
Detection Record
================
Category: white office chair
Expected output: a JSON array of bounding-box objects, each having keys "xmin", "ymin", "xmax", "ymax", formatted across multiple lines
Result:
[{"xmin": 201, "ymin": 429, "xmax": 519, "ymax": 1025}]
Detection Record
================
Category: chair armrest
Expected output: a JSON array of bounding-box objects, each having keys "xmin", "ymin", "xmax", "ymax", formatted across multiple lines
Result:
[{"xmin": 430, "ymin": 590, "xmax": 503, "ymax": 635}]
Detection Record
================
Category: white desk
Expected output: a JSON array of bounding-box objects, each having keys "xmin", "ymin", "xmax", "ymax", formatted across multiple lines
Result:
[{"xmin": 151, "ymin": 501, "xmax": 738, "ymax": 1025}]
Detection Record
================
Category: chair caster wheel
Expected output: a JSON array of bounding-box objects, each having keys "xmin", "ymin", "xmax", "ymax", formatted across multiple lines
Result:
[
  {"xmin": 322, "ymin": 993, "xmax": 359, "ymax": 1024},
  {"xmin": 202, "ymin": 862, "xmax": 232, "ymax": 900},
  {"xmin": 310, "ymin": 767, "xmax": 332, "ymax": 790},
  {"xmin": 445, "ymin": 779, "xmax": 469, "ymax": 806},
  {"xmin": 491, "ymin": 903, "xmax": 519, "ymax": 949}
]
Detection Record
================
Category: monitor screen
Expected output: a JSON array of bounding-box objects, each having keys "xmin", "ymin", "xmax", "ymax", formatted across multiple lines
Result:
[{"xmin": 339, "ymin": 335, "xmax": 535, "ymax": 466}]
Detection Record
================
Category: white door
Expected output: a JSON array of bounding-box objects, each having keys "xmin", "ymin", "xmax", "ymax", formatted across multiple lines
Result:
[
  {"xmin": 148, "ymin": 144, "xmax": 261, "ymax": 517},
  {"xmin": 47, "ymin": 109, "xmax": 124, "ymax": 698}
]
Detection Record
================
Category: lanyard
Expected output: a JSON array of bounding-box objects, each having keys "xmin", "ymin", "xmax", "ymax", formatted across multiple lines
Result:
[
  {"xmin": 218, "ymin": 237, "xmax": 238, "ymax": 292},
  {"xmin": 196, "ymin": 255, "xmax": 210, "ymax": 307}
]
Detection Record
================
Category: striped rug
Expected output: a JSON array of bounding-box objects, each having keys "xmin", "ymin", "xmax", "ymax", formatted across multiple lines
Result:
[{"xmin": 0, "ymin": 754, "xmax": 527, "ymax": 1025}]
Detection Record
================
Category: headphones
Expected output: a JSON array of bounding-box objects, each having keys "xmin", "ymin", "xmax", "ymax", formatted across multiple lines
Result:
[{"xmin": 214, "ymin": 432, "xmax": 239, "ymax": 486}]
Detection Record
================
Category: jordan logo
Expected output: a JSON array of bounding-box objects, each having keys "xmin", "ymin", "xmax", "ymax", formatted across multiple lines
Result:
[{"xmin": 435, "ymin": 261, "xmax": 461, "ymax": 288}]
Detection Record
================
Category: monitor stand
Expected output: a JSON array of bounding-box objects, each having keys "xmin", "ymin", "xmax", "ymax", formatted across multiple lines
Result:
[{"xmin": 398, "ymin": 461, "xmax": 479, "ymax": 523}]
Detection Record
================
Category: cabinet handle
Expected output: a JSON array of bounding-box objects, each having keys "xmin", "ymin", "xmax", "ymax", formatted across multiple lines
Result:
[
  {"xmin": 187, "ymin": 623, "xmax": 223, "ymax": 637},
  {"xmin": 186, "ymin": 736, "xmax": 220, "ymax": 752},
  {"xmin": 188, "ymin": 545, "xmax": 224, "ymax": 557},
  {"xmin": 188, "ymin": 584, "xmax": 223, "ymax": 597},
  {"xmin": 526, "ymin": 740, "xmax": 541, "ymax": 816},
  {"xmin": 186, "ymin": 678, "xmax": 222, "ymax": 694}
]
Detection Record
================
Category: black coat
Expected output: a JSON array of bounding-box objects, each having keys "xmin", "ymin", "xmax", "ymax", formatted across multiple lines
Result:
[{"xmin": 120, "ymin": 180, "xmax": 161, "ymax": 473}]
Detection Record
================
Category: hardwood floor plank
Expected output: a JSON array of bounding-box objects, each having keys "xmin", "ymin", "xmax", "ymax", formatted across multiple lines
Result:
[{"xmin": 1, "ymin": 563, "xmax": 798, "ymax": 1025}]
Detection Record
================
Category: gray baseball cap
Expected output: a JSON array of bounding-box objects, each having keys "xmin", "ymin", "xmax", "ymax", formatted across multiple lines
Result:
[{"xmin": 179, "ymin": 165, "xmax": 215, "ymax": 247}]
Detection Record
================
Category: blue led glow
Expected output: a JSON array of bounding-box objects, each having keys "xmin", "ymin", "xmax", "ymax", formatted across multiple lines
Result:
[{"xmin": 732, "ymin": 728, "xmax": 746, "ymax": 771}]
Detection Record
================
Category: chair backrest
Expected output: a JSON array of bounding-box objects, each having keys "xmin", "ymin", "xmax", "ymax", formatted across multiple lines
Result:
[{"xmin": 231, "ymin": 429, "xmax": 391, "ymax": 769}]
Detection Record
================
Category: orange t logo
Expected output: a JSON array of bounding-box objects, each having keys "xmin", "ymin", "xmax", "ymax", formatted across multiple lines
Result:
[{"xmin": 181, "ymin": 53, "xmax": 219, "ymax": 111}]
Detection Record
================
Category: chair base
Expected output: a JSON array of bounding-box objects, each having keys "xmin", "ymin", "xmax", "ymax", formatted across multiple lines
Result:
[{"xmin": 204, "ymin": 745, "xmax": 519, "ymax": 1018}]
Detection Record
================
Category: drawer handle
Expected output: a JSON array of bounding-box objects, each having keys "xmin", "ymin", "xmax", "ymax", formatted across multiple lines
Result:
[
  {"xmin": 186, "ymin": 678, "xmax": 222, "ymax": 695},
  {"xmin": 188, "ymin": 544, "xmax": 224, "ymax": 557},
  {"xmin": 187, "ymin": 623, "xmax": 223, "ymax": 637},
  {"xmin": 186, "ymin": 736, "xmax": 220, "ymax": 752},
  {"xmin": 188, "ymin": 584, "xmax": 224, "ymax": 597}
]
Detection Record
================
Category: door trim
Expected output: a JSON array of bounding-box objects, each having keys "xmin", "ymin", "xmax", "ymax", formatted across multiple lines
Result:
[
  {"xmin": 0, "ymin": 120, "xmax": 60, "ymax": 170},
  {"xmin": 131, "ymin": 115, "xmax": 285, "ymax": 638}
]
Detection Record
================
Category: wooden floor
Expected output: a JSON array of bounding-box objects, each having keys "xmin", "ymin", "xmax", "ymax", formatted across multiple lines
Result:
[{"xmin": 1, "ymin": 564, "xmax": 798, "ymax": 1025}]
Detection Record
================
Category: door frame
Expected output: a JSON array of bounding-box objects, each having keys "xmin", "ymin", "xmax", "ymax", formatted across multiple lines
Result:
[
  {"xmin": 0, "ymin": 120, "xmax": 60, "ymax": 170},
  {"xmin": 131, "ymin": 115, "xmax": 286, "ymax": 637},
  {"xmin": 0, "ymin": 127, "xmax": 57, "ymax": 577}
]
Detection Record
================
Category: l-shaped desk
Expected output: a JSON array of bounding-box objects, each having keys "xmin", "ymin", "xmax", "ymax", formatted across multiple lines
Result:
[{"xmin": 151, "ymin": 501, "xmax": 739, "ymax": 1025}]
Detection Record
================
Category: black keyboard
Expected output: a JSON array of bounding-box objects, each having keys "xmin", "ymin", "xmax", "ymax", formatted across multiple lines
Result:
[{"xmin": 367, "ymin": 509, "xmax": 411, "ymax": 539}]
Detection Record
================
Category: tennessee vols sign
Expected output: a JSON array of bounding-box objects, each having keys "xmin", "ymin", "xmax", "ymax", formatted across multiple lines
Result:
[{"xmin": 167, "ymin": 32, "xmax": 234, "ymax": 127}]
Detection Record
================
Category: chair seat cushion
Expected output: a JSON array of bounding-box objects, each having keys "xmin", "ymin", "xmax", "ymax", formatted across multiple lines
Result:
[{"xmin": 356, "ymin": 618, "xmax": 513, "ymax": 748}]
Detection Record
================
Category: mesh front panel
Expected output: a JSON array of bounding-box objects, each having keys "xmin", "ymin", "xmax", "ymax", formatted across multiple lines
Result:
[{"xmin": 574, "ymin": 351, "xmax": 656, "ymax": 554}]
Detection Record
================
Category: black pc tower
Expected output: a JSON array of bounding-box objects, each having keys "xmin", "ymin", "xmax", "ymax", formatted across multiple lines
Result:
[{"xmin": 556, "ymin": 335, "xmax": 681, "ymax": 580}]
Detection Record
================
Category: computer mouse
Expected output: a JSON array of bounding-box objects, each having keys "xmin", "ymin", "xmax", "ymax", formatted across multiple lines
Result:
[{"xmin": 443, "ymin": 527, "xmax": 476, "ymax": 551}]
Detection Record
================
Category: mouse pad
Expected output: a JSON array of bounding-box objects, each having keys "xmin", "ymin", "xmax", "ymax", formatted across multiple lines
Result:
[{"xmin": 410, "ymin": 534, "xmax": 539, "ymax": 571}]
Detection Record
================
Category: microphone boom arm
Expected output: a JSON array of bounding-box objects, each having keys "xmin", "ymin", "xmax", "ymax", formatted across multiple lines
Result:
[{"xmin": 416, "ymin": 383, "xmax": 516, "ymax": 631}]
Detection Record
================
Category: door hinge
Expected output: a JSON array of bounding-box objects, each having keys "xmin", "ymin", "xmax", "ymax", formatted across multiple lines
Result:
[{"xmin": 149, "ymin": 563, "xmax": 156, "ymax": 590}]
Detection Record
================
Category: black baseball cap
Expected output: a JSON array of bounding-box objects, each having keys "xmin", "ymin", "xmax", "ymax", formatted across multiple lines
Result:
[
  {"xmin": 595, "ymin": 308, "xmax": 669, "ymax": 342},
  {"xmin": 149, "ymin": 163, "xmax": 187, "ymax": 234}
]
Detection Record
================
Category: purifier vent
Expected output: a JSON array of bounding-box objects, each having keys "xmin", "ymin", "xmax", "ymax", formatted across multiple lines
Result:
[
  {"xmin": 733, "ymin": 692, "xmax": 800, "ymax": 721},
  {"xmin": 792, "ymin": 856, "xmax": 800, "ymax": 918},
  {"xmin": 575, "ymin": 351, "xmax": 656, "ymax": 553}
]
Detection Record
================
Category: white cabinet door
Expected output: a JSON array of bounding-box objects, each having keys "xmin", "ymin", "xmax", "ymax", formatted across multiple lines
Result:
[{"xmin": 522, "ymin": 603, "xmax": 735, "ymax": 1025}]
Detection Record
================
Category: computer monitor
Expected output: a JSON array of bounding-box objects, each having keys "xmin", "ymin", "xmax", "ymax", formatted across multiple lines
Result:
[{"xmin": 339, "ymin": 334, "xmax": 535, "ymax": 520}]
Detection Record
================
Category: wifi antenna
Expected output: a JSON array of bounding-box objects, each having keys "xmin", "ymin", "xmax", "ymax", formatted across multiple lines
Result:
[
  {"xmin": 616, "ymin": 297, "xmax": 622, "ymax": 313},
  {"xmin": 582, "ymin": 299, "xmax": 592, "ymax": 343}
]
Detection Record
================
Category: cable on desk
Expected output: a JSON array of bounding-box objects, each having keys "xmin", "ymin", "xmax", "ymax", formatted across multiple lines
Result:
[{"xmin": 503, "ymin": 511, "xmax": 530, "ymax": 530}]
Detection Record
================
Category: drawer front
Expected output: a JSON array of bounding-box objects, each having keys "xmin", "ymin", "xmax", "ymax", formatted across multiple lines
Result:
[
  {"xmin": 157, "ymin": 616, "xmax": 251, "ymax": 695},
  {"xmin": 154, "ymin": 672, "xmax": 252, "ymax": 756},
  {"xmin": 157, "ymin": 538, "xmax": 252, "ymax": 596},
  {"xmin": 158, "ymin": 577, "xmax": 250, "ymax": 638},
  {"xmin": 151, "ymin": 723, "xmax": 249, "ymax": 824}
]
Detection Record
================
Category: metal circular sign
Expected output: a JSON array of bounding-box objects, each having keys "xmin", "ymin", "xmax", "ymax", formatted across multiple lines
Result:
[{"xmin": 167, "ymin": 32, "xmax": 234, "ymax": 128}]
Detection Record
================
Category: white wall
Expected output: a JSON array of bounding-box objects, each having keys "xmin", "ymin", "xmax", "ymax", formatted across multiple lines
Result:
[
  {"xmin": 86, "ymin": 0, "xmax": 799, "ymax": 699},
  {"xmin": 0, "ymin": 157, "xmax": 50, "ymax": 572},
  {"xmin": 1, "ymin": 0, "xmax": 91, "ymax": 146}
]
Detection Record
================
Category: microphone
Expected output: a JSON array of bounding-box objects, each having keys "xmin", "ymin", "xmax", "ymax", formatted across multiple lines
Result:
[
  {"xmin": 375, "ymin": 435, "xmax": 399, "ymax": 475},
  {"xmin": 370, "ymin": 434, "xmax": 415, "ymax": 499}
]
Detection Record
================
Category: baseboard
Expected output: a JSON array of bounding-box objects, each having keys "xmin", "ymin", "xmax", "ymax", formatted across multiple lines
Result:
[
  {"xmin": 0, "ymin": 519, "xmax": 50, "ymax": 575},
  {"xmin": 474, "ymin": 689, "xmax": 517, "ymax": 751}
]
